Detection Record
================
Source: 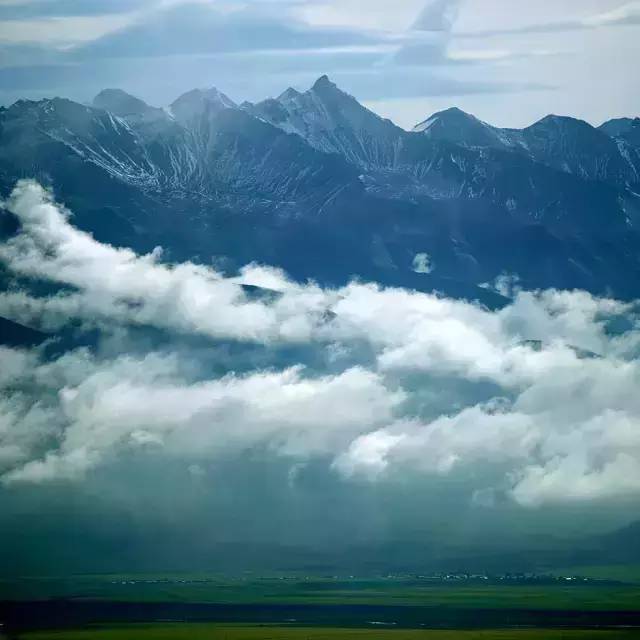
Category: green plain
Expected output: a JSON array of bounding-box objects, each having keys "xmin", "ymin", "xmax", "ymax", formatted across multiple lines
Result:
[
  {"xmin": 3, "ymin": 575, "xmax": 640, "ymax": 610},
  {"xmin": 18, "ymin": 625, "xmax": 640, "ymax": 640}
]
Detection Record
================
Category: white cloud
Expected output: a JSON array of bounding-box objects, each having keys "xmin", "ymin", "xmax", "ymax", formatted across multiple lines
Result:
[
  {"xmin": 0, "ymin": 180, "xmax": 331, "ymax": 343},
  {"xmin": 337, "ymin": 354, "xmax": 640, "ymax": 506},
  {"xmin": 412, "ymin": 252, "xmax": 434, "ymax": 274},
  {"xmin": 294, "ymin": 0, "xmax": 427, "ymax": 33},
  {"xmin": 0, "ymin": 346, "xmax": 403, "ymax": 484},
  {"xmin": 456, "ymin": 0, "xmax": 640, "ymax": 37},
  {"xmin": 577, "ymin": 1, "xmax": 640, "ymax": 28},
  {"xmin": 0, "ymin": 345, "xmax": 38, "ymax": 385},
  {"xmin": 3, "ymin": 180, "xmax": 640, "ymax": 508},
  {"xmin": 0, "ymin": 14, "xmax": 138, "ymax": 45},
  {"xmin": 337, "ymin": 406, "xmax": 537, "ymax": 479}
]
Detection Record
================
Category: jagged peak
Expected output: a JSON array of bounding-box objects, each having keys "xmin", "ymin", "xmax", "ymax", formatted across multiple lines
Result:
[
  {"xmin": 312, "ymin": 74, "xmax": 331, "ymax": 87},
  {"xmin": 278, "ymin": 87, "xmax": 301, "ymax": 101},
  {"xmin": 311, "ymin": 74, "xmax": 340, "ymax": 93},
  {"xmin": 413, "ymin": 107, "xmax": 488, "ymax": 134},
  {"xmin": 8, "ymin": 96, "xmax": 92, "ymax": 116},
  {"xmin": 305, "ymin": 75, "xmax": 370, "ymax": 113},
  {"xmin": 171, "ymin": 87, "xmax": 237, "ymax": 110},
  {"xmin": 93, "ymin": 88, "xmax": 154, "ymax": 117},
  {"xmin": 203, "ymin": 86, "xmax": 237, "ymax": 108},
  {"xmin": 168, "ymin": 86, "xmax": 237, "ymax": 124},
  {"xmin": 13, "ymin": 96, "xmax": 73, "ymax": 108}
]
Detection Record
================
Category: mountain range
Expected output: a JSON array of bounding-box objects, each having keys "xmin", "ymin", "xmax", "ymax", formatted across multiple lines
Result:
[
  {"xmin": 2, "ymin": 78, "xmax": 640, "ymax": 574},
  {"xmin": 1, "ymin": 75, "xmax": 640, "ymax": 310}
]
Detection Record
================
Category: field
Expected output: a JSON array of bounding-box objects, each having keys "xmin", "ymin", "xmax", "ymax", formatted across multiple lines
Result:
[
  {"xmin": 548, "ymin": 566, "xmax": 640, "ymax": 584},
  {"xmin": 3, "ymin": 574, "xmax": 640, "ymax": 610},
  {"xmin": 3, "ymin": 570, "xmax": 640, "ymax": 638},
  {"xmin": 17, "ymin": 625, "xmax": 640, "ymax": 640}
]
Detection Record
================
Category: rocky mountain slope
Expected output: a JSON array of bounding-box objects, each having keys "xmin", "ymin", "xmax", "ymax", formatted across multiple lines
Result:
[{"xmin": 1, "ymin": 76, "xmax": 640, "ymax": 303}]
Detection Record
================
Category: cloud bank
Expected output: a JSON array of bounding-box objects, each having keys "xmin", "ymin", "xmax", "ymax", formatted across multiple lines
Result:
[{"xmin": 1, "ymin": 180, "xmax": 640, "ymax": 511}]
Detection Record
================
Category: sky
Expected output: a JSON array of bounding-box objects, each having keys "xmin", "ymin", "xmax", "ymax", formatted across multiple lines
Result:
[{"xmin": 0, "ymin": 0, "xmax": 638, "ymax": 128}]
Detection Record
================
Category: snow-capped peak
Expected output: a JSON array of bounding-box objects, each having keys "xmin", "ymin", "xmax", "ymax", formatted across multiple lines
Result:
[
  {"xmin": 169, "ymin": 87, "xmax": 237, "ymax": 124},
  {"xmin": 245, "ymin": 75, "xmax": 402, "ymax": 166}
]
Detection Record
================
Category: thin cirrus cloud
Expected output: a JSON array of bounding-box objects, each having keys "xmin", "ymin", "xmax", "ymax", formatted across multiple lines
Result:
[
  {"xmin": 0, "ymin": 1, "xmax": 637, "ymax": 126},
  {"xmin": 2, "ymin": 179, "xmax": 640, "ymax": 510},
  {"xmin": 457, "ymin": 1, "xmax": 640, "ymax": 38},
  {"xmin": 0, "ymin": 0, "xmax": 155, "ymax": 20},
  {"xmin": 0, "ymin": 1, "xmax": 548, "ymax": 102},
  {"xmin": 72, "ymin": 2, "xmax": 378, "ymax": 59},
  {"xmin": 386, "ymin": 0, "xmax": 558, "ymax": 70}
]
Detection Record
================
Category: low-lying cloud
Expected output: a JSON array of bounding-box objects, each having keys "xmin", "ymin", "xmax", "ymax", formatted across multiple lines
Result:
[{"xmin": 1, "ymin": 180, "xmax": 640, "ymax": 510}]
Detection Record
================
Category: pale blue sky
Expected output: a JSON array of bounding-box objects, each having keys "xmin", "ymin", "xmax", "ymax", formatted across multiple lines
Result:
[{"xmin": 0, "ymin": 0, "xmax": 638, "ymax": 128}]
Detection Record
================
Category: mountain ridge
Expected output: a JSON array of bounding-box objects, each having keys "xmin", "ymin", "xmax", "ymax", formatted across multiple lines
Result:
[
  {"xmin": 81, "ymin": 78, "xmax": 639, "ymax": 141},
  {"xmin": 1, "ymin": 76, "xmax": 640, "ymax": 300}
]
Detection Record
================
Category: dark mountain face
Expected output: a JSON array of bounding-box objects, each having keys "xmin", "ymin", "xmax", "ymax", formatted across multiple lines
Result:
[
  {"xmin": 0, "ymin": 92, "xmax": 362, "ymax": 251},
  {"xmin": 245, "ymin": 79, "xmax": 639, "ymax": 222},
  {"xmin": 413, "ymin": 107, "xmax": 509, "ymax": 149},
  {"xmin": 1, "ymin": 90, "xmax": 362, "ymax": 206},
  {"xmin": 1, "ymin": 77, "xmax": 640, "ymax": 299},
  {"xmin": 600, "ymin": 117, "xmax": 640, "ymax": 152},
  {"xmin": 600, "ymin": 116, "xmax": 640, "ymax": 138},
  {"xmin": 413, "ymin": 109, "xmax": 640, "ymax": 190},
  {"xmin": 520, "ymin": 115, "xmax": 640, "ymax": 188},
  {"xmin": 92, "ymin": 89, "xmax": 158, "ymax": 118}
]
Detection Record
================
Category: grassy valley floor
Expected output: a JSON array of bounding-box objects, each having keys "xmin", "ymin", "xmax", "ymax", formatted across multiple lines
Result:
[{"xmin": 17, "ymin": 625, "xmax": 640, "ymax": 640}]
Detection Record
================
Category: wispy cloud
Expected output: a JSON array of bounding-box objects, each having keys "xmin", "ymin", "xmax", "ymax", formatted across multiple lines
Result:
[
  {"xmin": 0, "ymin": 14, "xmax": 138, "ymax": 45},
  {"xmin": 0, "ymin": 0, "xmax": 156, "ymax": 20},
  {"xmin": 411, "ymin": 0, "xmax": 462, "ymax": 32},
  {"xmin": 0, "ymin": 0, "xmax": 555, "ymax": 106},
  {"xmin": 73, "ymin": 2, "xmax": 376, "ymax": 59},
  {"xmin": 457, "ymin": 1, "xmax": 640, "ymax": 38},
  {"xmin": 387, "ymin": 0, "xmax": 556, "ymax": 70}
]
